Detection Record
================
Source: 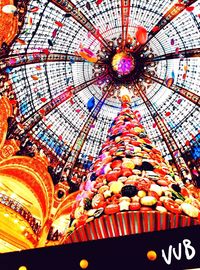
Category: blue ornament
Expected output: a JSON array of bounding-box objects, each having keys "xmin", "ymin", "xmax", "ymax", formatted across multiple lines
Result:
[
  {"xmin": 5, "ymin": 67, "xmax": 13, "ymax": 73},
  {"xmin": 87, "ymin": 97, "xmax": 95, "ymax": 112},
  {"xmin": 90, "ymin": 172, "xmax": 97, "ymax": 181}
]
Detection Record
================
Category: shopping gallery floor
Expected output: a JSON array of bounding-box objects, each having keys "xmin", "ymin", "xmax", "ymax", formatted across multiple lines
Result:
[{"xmin": 0, "ymin": 0, "xmax": 200, "ymax": 269}]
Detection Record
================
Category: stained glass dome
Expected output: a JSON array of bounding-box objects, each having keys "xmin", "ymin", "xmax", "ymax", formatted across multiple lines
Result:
[{"xmin": 3, "ymin": 0, "xmax": 199, "ymax": 188}]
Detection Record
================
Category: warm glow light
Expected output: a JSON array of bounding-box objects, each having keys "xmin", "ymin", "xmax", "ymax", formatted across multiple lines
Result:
[
  {"xmin": 112, "ymin": 52, "xmax": 135, "ymax": 76},
  {"xmin": 80, "ymin": 259, "xmax": 89, "ymax": 269},
  {"xmin": 20, "ymin": 226, "xmax": 25, "ymax": 231},
  {"xmin": 14, "ymin": 219, "xmax": 19, "ymax": 223},
  {"xmin": 147, "ymin": 250, "xmax": 157, "ymax": 261},
  {"xmin": 4, "ymin": 213, "xmax": 9, "ymax": 217},
  {"xmin": 18, "ymin": 266, "xmax": 27, "ymax": 270},
  {"xmin": 119, "ymin": 86, "xmax": 132, "ymax": 102},
  {"xmin": 11, "ymin": 193, "xmax": 17, "ymax": 199}
]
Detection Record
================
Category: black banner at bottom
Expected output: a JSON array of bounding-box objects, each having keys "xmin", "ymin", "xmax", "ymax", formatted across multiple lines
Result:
[{"xmin": 0, "ymin": 225, "xmax": 199, "ymax": 270}]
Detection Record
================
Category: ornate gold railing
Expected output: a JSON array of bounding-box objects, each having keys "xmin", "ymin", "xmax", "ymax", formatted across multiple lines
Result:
[{"xmin": 0, "ymin": 192, "xmax": 41, "ymax": 235}]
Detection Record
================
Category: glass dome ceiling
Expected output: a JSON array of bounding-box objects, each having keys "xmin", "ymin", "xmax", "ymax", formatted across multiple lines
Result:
[{"xmin": 4, "ymin": 0, "xmax": 200, "ymax": 182}]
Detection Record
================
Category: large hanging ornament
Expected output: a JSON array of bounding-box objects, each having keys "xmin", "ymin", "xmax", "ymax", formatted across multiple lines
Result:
[
  {"xmin": 87, "ymin": 97, "xmax": 95, "ymax": 112},
  {"xmin": 135, "ymin": 26, "xmax": 148, "ymax": 44},
  {"xmin": 78, "ymin": 45, "xmax": 98, "ymax": 63},
  {"xmin": 112, "ymin": 52, "xmax": 135, "ymax": 76}
]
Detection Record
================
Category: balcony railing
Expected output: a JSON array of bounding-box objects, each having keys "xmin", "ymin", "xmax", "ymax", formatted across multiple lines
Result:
[{"xmin": 0, "ymin": 193, "xmax": 41, "ymax": 235}]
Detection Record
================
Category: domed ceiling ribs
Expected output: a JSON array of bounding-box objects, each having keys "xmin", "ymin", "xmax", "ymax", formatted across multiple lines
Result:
[
  {"xmin": 51, "ymin": 0, "xmax": 112, "ymax": 51},
  {"xmin": 0, "ymin": 52, "xmax": 84, "ymax": 71},
  {"xmin": 145, "ymin": 74, "xmax": 200, "ymax": 107},
  {"xmin": 135, "ymin": 83, "xmax": 190, "ymax": 174},
  {"xmin": 146, "ymin": 48, "xmax": 200, "ymax": 62},
  {"xmin": 61, "ymin": 85, "xmax": 114, "ymax": 184},
  {"xmin": 3, "ymin": 0, "xmax": 199, "ymax": 190},
  {"xmin": 135, "ymin": 0, "xmax": 198, "ymax": 53},
  {"xmin": 9, "ymin": 74, "xmax": 108, "ymax": 138},
  {"xmin": 121, "ymin": 0, "xmax": 131, "ymax": 49}
]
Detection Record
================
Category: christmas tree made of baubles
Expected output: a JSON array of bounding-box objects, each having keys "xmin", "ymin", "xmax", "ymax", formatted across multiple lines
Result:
[{"xmin": 65, "ymin": 92, "xmax": 200, "ymax": 243}]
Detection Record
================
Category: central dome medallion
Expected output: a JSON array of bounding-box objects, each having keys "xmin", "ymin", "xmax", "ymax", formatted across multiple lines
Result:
[{"xmin": 111, "ymin": 51, "xmax": 135, "ymax": 76}]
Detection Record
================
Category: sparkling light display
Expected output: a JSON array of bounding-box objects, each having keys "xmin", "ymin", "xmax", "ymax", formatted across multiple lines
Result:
[{"xmin": 111, "ymin": 52, "xmax": 135, "ymax": 76}]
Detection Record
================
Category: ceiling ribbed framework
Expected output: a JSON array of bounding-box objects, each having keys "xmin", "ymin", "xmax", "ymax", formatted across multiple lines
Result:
[{"xmin": 9, "ymin": 0, "xmax": 200, "ymax": 166}]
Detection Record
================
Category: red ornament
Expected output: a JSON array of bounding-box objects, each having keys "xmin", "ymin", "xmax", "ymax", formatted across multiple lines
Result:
[
  {"xmin": 30, "ymin": 7, "xmax": 39, "ymax": 12},
  {"xmin": 40, "ymin": 97, "xmax": 47, "ymax": 102},
  {"xmin": 136, "ymin": 179, "xmax": 151, "ymax": 191},
  {"xmin": 143, "ymin": 138, "xmax": 152, "ymax": 144},
  {"xmin": 104, "ymin": 204, "xmax": 120, "ymax": 215},
  {"xmin": 39, "ymin": 109, "xmax": 45, "ymax": 115},
  {"xmin": 148, "ymin": 190, "xmax": 159, "ymax": 200},
  {"xmin": 185, "ymin": 140, "xmax": 190, "ymax": 146},
  {"xmin": 181, "ymin": 187, "xmax": 190, "ymax": 197},
  {"xmin": 166, "ymin": 78, "xmax": 174, "ymax": 87},
  {"xmin": 175, "ymin": 47, "xmax": 180, "ymax": 54},
  {"xmin": 183, "ymin": 73, "xmax": 187, "ymax": 80},
  {"xmin": 69, "ymin": 99, "xmax": 74, "ymax": 105},
  {"xmin": 92, "ymin": 194, "xmax": 105, "ymax": 209},
  {"xmin": 76, "ymin": 215, "xmax": 88, "ymax": 227},
  {"xmin": 135, "ymin": 26, "xmax": 148, "ymax": 45},
  {"xmin": 55, "ymin": 21, "xmax": 64, "ymax": 27},
  {"xmin": 96, "ymin": 0, "xmax": 103, "ymax": 5},
  {"xmin": 154, "ymin": 168, "xmax": 167, "ymax": 176},
  {"xmin": 106, "ymin": 170, "xmax": 121, "ymax": 182},
  {"xmin": 177, "ymin": 98, "xmax": 182, "ymax": 104},
  {"xmin": 163, "ymin": 200, "xmax": 182, "ymax": 214},
  {"xmin": 46, "ymin": 124, "xmax": 52, "ymax": 129},
  {"xmin": 165, "ymin": 111, "xmax": 171, "ymax": 117},
  {"xmin": 121, "ymin": 168, "xmax": 133, "ymax": 177},
  {"xmin": 129, "ymin": 202, "xmax": 141, "ymax": 210},
  {"xmin": 111, "ymin": 160, "xmax": 122, "ymax": 169},
  {"xmin": 175, "ymin": 3, "xmax": 185, "ymax": 8},
  {"xmin": 152, "ymin": 26, "xmax": 160, "ymax": 33},
  {"xmin": 109, "ymin": 147, "xmax": 117, "ymax": 155},
  {"xmin": 42, "ymin": 48, "xmax": 50, "ymax": 55},
  {"xmin": 186, "ymin": 6, "xmax": 194, "ymax": 12},
  {"xmin": 130, "ymin": 140, "xmax": 141, "ymax": 147}
]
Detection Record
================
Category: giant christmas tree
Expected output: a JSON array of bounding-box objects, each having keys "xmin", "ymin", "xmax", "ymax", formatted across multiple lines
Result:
[{"xmin": 63, "ymin": 88, "xmax": 200, "ymax": 244}]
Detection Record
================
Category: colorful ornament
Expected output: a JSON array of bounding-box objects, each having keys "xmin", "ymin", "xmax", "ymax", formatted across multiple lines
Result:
[
  {"xmin": 87, "ymin": 97, "xmax": 95, "ymax": 112},
  {"xmin": 78, "ymin": 46, "xmax": 98, "ymax": 63},
  {"xmin": 165, "ymin": 77, "xmax": 174, "ymax": 87},
  {"xmin": 96, "ymin": 0, "xmax": 103, "ymax": 5},
  {"xmin": 55, "ymin": 21, "xmax": 64, "ymax": 27},
  {"xmin": 112, "ymin": 52, "xmax": 135, "ymax": 76},
  {"xmin": 186, "ymin": 6, "xmax": 194, "ymax": 12},
  {"xmin": 135, "ymin": 26, "xmax": 148, "ymax": 44},
  {"xmin": 30, "ymin": 7, "xmax": 39, "ymax": 13}
]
